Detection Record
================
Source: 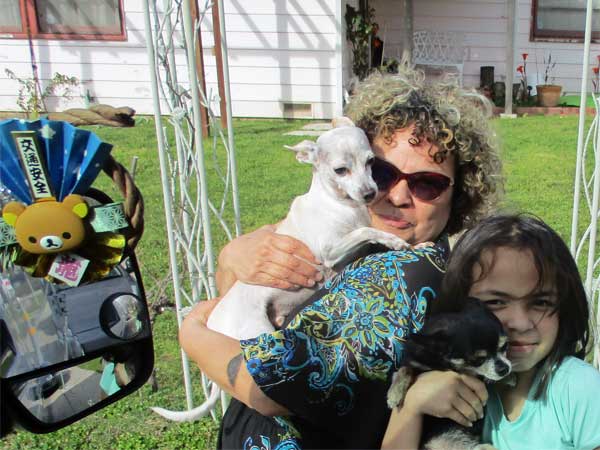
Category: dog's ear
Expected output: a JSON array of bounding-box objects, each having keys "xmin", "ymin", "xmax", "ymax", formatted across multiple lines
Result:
[
  {"xmin": 331, "ymin": 116, "xmax": 355, "ymax": 128},
  {"xmin": 411, "ymin": 328, "xmax": 451, "ymax": 352},
  {"xmin": 284, "ymin": 140, "xmax": 319, "ymax": 165},
  {"xmin": 405, "ymin": 329, "xmax": 453, "ymax": 370},
  {"xmin": 411, "ymin": 318, "xmax": 454, "ymax": 353}
]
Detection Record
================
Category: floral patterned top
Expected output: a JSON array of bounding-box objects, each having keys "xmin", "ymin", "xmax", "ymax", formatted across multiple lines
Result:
[{"xmin": 217, "ymin": 241, "xmax": 448, "ymax": 450}]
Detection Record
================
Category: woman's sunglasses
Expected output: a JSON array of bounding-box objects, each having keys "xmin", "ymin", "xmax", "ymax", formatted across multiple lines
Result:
[{"xmin": 371, "ymin": 157, "xmax": 454, "ymax": 202}]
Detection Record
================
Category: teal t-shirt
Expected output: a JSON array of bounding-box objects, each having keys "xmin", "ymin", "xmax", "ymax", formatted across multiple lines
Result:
[
  {"xmin": 99, "ymin": 362, "xmax": 121, "ymax": 396},
  {"xmin": 483, "ymin": 357, "xmax": 600, "ymax": 450}
]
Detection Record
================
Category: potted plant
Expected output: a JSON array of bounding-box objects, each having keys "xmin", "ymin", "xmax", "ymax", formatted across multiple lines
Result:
[{"xmin": 536, "ymin": 54, "xmax": 561, "ymax": 107}]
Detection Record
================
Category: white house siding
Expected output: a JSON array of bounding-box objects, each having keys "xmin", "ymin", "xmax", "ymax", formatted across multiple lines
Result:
[
  {"xmin": 0, "ymin": 0, "xmax": 152, "ymax": 114},
  {"xmin": 201, "ymin": 0, "xmax": 339, "ymax": 118},
  {"xmin": 372, "ymin": 0, "xmax": 600, "ymax": 94},
  {"xmin": 0, "ymin": 0, "xmax": 339, "ymax": 119}
]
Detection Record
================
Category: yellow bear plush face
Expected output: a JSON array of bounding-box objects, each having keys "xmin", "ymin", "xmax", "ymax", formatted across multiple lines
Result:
[{"xmin": 2, "ymin": 194, "xmax": 89, "ymax": 254}]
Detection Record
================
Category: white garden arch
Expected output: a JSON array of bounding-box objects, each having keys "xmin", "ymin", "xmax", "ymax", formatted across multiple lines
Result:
[
  {"xmin": 141, "ymin": 0, "xmax": 241, "ymax": 416},
  {"xmin": 142, "ymin": 0, "xmax": 600, "ymax": 420},
  {"xmin": 570, "ymin": 0, "xmax": 600, "ymax": 370}
]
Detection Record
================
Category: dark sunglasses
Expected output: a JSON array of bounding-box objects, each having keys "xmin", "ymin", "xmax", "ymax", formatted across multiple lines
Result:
[{"xmin": 371, "ymin": 157, "xmax": 454, "ymax": 201}]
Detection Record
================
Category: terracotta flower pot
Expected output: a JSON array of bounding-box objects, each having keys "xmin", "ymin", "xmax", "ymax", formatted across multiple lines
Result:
[{"xmin": 536, "ymin": 84, "xmax": 562, "ymax": 107}]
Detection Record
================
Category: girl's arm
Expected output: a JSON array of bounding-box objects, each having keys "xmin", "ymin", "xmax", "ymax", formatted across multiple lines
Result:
[
  {"xmin": 382, "ymin": 371, "xmax": 487, "ymax": 449},
  {"xmin": 381, "ymin": 404, "xmax": 423, "ymax": 449},
  {"xmin": 179, "ymin": 299, "xmax": 289, "ymax": 416},
  {"xmin": 406, "ymin": 371, "xmax": 487, "ymax": 426},
  {"xmin": 216, "ymin": 224, "xmax": 322, "ymax": 294}
]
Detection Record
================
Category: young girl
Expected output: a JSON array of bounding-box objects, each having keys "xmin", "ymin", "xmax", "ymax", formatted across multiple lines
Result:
[{"xmin": 383, "ymin": 214, "xmax": 600, "ymax": 450}]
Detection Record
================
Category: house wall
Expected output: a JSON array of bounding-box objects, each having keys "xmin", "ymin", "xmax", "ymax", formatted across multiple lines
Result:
[
  {"xmin": 0, "ymin": 0, "xmax": 339, "ymax": 118},
  {"xmin": 372, "ymin": 0, "xmax": 600, "ymax": 93},
  {"xmin": 0, "ymin": 0, "xmax": 152, "ymax": 114},
  {"xmin": 201, "ymin": 0, "xmax": 340, "ymax": 118}
]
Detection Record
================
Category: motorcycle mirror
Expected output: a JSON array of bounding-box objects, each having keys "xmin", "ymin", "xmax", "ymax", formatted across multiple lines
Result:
[{"xmin": 0, "ymin": 235, "xmax": 153, "ymax": 436}]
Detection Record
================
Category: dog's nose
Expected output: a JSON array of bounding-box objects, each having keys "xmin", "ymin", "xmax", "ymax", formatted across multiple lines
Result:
[
  {"xmin": 495, "ymin": 359, "xmax": 510, "ymax": 377},
  {"xmin": 363, "ymin": 190, "xmax": 376, "ymax": 203}
]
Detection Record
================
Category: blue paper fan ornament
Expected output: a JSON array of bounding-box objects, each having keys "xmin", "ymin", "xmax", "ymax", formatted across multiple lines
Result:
[
  {"xmin": 0, "ymin": 119, "xmax": 112, "ymax": 203},
  {"xmin": 0, "ymin": 119, "xmax": 129, "ymax": 286}
]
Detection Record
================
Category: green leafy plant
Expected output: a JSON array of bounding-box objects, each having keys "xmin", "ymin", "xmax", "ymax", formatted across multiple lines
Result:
[
  {"xmin": 5, "ymin": 69, "xmax": 79, "ymax": 118},
  {"xmin": 345, "ymin": 4, "xmax": 378, "ymax": 80}
]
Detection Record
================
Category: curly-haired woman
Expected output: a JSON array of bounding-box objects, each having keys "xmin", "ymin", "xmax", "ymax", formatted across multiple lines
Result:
[{"xmin": 180, "ymin": 65, "xmax": 503, "ymax": 449}]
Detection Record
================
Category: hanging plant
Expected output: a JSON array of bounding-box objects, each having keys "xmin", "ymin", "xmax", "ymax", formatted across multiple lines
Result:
[{"xmin": 345, "ymin": 4, "xmax": 378, "ymax": 80}]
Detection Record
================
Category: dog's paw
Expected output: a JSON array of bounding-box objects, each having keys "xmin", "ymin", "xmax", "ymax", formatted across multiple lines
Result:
[
  {"xmin": 473, "ymin": 445, "xmax": 498, "ymax": 450},
  {"xmin": 387, "ymin": 367, "xmax": 412, "ymax": 409},
  {"xmin": 373, "ymin": 233, "xmax": 410, "ymax": 251},
  {"xmin": 388, "ymin": 238, "xmax": 411, "ymax": 251},
  {"xmin": 413, "ymin": 241, "xmax": 435, "ymax": 249}
]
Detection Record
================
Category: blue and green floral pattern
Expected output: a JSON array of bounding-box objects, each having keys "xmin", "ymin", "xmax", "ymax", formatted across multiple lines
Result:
[{"xmin": 236, "ymin": 243, "xmax": 447, "ymax": 448}]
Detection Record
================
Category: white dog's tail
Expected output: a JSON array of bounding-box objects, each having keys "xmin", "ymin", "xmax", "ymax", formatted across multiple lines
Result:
[{"xmin": 150, "ymin": 384, "xmax": 220, "ymax": 422}]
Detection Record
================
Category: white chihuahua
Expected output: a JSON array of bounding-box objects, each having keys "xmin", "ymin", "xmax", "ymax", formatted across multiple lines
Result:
[{"xmin": 152, "ymin": 120, "xmax": 409, "ymax": 422}]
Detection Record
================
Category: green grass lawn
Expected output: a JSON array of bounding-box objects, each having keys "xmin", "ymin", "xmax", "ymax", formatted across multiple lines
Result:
[
  {"xmin": 0, "ymin": 115, "xmax": 592, "ymax": 449},
  {"xmin": 558, "ymin": 94, "xmax": 596, "ymax": 108}
]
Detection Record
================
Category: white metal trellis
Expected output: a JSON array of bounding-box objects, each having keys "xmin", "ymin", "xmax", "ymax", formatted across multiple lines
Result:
[
  {"xmin": 571, "ymin": 0, "xmax": 600, "ymax": 369},
  {"xmin": 142, "ymin": 0, "xmax": 241, "ymax": 416}
]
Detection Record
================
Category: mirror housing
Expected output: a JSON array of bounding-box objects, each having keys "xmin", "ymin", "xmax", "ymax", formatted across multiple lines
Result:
[{"xmin": 1, "ymin": 232, "xmax": 153, "ymax": 436}]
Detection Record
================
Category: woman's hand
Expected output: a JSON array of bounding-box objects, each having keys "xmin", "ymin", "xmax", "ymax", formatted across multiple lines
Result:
[
  {"xmin": 184, "ymin": 298, "xmax": 221, "ymax": 326},
  {"xmin": 402, "ymin": 371, "xmax": 488, "ymax": 427},
  {"xmin": 217, "ymin": 224, "xmax": 323, "ymax": 292}
]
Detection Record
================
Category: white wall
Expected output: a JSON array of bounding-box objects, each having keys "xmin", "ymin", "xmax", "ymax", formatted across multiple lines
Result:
[
  {"xmin": 0, "ymin": 0, "xmax": 339, "ymax": 118},
  {"xmin": 201, "ymin": 0, "xmax": 339, "ymax": 118},
  {"xmin": 372, "ymin": 0, "xmax": 600, "ymax": 93},
  {"xmin": 0, "ymin": 1, "xmax": 151, "ymax": 114}
]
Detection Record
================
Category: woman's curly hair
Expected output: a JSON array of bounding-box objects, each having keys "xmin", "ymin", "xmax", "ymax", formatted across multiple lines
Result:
[{"xmin": 344, "ymin": 65, "xmax": 503, "ymax": 235}]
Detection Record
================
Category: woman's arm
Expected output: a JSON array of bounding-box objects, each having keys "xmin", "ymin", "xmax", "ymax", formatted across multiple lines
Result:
[
  {"xmin": 179, "ymin": 299, "xmax": 289, "ymax": 416},
  {"xmin": 216, "ymin": 224, "xmax": 323, "ymax": 294}
]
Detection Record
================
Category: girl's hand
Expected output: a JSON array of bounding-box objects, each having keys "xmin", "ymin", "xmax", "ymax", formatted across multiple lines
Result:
[
  {"xmin": 402, "ymin": 371, "xmax": 488, "ymax": 427},
  {"xmin": 217, "ymin": 224, "xmax": 323, "ymax": 291}
]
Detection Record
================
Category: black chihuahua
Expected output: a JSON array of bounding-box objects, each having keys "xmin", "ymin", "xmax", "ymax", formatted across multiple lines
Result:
[{"xmin": 387, "ymin": 297, "xmax": 512, "ymax": 450}]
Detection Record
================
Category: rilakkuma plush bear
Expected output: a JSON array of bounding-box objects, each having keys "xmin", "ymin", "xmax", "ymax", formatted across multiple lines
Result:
[{"xmin": 2, "ymin": 194, "xmax": 89, "ymax": 254}]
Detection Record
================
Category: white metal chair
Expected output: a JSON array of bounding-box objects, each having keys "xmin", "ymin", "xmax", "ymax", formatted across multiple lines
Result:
[{"xmin": 412, "ymin": 30, "xmax": 466, "ymax": 85}]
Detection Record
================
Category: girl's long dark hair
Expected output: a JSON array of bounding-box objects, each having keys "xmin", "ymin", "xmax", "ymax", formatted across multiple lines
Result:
[{"xmin": 435, "ymin": 214, "xmax": 590, "ymax": 399}]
